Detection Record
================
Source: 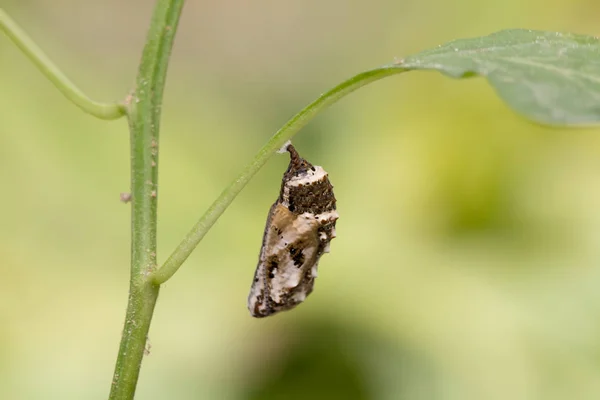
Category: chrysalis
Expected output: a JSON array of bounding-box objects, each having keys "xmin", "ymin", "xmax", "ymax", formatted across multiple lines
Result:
[{"xmin": 247, "ymin": 144, "xmax": 338, "ymax": 318}]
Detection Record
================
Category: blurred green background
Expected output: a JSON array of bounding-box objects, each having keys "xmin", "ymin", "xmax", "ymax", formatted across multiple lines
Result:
[{"xmin": 2, "ymin": 1, "xmax": 600, "ymax": 399}]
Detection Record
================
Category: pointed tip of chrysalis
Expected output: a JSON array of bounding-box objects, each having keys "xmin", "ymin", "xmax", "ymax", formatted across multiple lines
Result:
[
  {"xmin": 283, "ymin": 144, "xmax": 314, "ymax": 179},
  {"xmin": 287, "ymin": 144, "xmax": 300, "ymax": 163}
]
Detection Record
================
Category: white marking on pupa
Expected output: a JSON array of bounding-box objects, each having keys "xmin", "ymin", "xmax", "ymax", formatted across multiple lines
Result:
[
  {"xmin": 247, "ymin": 144, "xmax": 338, "ymax": 318},
  {"xmin": 277, "ymin": 140, "xmax": 292, "ymax": 154}
]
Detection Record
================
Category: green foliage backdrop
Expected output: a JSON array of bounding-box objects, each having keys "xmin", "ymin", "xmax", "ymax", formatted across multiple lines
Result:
[{"xmin": 1, "ymin": 1, "xmax": 600, "ymax": 399}]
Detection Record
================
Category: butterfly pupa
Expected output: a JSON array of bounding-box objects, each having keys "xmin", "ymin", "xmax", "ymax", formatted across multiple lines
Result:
[{"xmin": 247, "ymin": 144, "xmax": 338, "ymax": 318}]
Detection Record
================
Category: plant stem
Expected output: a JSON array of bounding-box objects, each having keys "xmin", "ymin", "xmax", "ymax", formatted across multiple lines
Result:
[
  {"xmin": 0, "ymin": 8, "xmax": 126, "ymax": 120},
  {"xmin": 151, "ymin": 66, "xmax": 408, "ymax": 284},
  {"xmin": 109, "ymin": 1, "xmax": 184, "ymax": 399}
]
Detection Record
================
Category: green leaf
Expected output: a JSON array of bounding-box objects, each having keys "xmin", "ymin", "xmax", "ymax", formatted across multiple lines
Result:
[{"xmin": 392, "ymin": 29, "xmax": 600, "ymax": 126}]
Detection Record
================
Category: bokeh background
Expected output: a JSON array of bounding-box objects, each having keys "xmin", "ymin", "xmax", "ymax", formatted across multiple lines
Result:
[{"xmin": 2, "ymin": 1, "xmax": 600, "ymax": 399}]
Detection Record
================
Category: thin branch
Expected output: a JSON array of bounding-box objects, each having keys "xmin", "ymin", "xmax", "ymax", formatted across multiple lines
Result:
[
  {"xmin": 0, "ymin": 8, "xmax": 126, "ymax": 120},
  {"xmin": 151, "ymin": 67, "xmax": 408, "ymax": 285},
  {"xmin": 108, "ymin": 0, "xmax": 185, "ymax": 399}
]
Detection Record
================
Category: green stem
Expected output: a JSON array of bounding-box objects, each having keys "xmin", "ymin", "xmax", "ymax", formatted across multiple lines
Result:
[
  {"xmin": 152, "ymin": 66, "xmax": 408, "ymax": 285},
  {"xmin": 109, "ymin": 1, "xmax": 184, "ymax": 399},
  {"xmin": 0, "ymin": 8, "xmax": 126, "ymax": 120}
]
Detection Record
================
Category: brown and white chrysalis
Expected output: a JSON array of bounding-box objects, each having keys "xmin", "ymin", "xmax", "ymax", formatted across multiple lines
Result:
[{"xmin": 247, "ymin": 143, "xmax": 338, "ymax": 318}]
